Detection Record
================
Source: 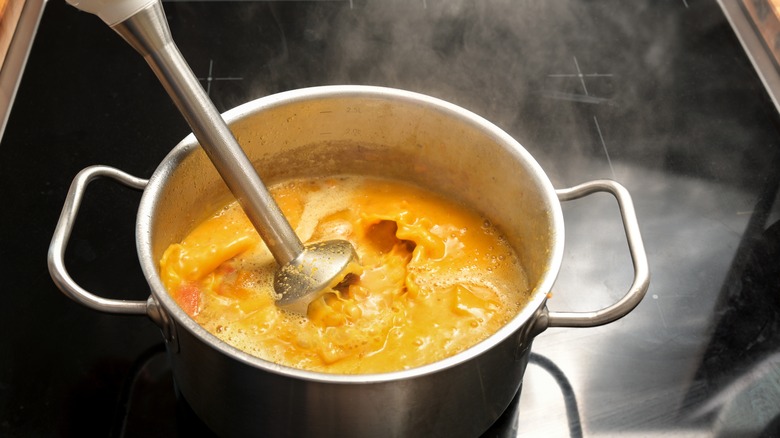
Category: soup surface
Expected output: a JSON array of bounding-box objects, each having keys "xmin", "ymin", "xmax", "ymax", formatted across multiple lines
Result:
[{"xmin": 160, "ymin": 176, "xmax": 530, "ymax": 373}]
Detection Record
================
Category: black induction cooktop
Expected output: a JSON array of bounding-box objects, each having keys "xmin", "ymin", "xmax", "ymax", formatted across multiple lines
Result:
[{"xmin": 2, "ymin": 0, "xmax": 779, "ymax": 436}]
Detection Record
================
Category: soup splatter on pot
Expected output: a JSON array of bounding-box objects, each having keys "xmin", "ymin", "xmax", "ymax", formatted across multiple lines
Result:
[{"xmin": 159, "ymin": 176, "xmax": 531, "ymax": 374}]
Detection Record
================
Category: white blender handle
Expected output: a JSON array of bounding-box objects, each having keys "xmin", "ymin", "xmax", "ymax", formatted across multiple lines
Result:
[{"xmin": 66, "ymin": 0, "xmax": 156, "ymax": 26}]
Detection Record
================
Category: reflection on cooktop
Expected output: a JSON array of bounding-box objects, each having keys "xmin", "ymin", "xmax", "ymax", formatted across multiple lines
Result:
[{"xmin": 686, "ymin": 221, "xmax": 780, "ymax": 434}]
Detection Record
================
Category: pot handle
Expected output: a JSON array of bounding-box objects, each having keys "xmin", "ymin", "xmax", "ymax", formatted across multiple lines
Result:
[
  {"xmin": 48, "ymin": 165, "xmax": 152, "ymax": 316},
  {"xmin": 542, "ymin": 179, "xmax": 650, "ymax": 328}
]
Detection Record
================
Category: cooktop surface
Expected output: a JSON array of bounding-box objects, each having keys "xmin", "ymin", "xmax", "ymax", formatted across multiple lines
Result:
[{"xmin": 2, "ymin": 0, "xmax": 780, "ymax": 436}]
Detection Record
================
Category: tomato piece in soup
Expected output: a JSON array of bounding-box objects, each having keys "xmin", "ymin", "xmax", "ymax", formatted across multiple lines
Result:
[{"xmin": 175, "ymin": 283, "xmax": 201, "ymax": 316}]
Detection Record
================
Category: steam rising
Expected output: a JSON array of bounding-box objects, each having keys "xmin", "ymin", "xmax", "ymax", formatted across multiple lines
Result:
[
  {"xmin": 228, "ymin": 0, "xmax": 700, "ymax": 187},
  {"xmin": 166, "ymin": 0, "xmax": 770, "ymax": 189}
]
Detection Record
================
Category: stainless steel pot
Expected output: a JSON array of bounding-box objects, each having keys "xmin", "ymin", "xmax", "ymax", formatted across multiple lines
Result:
[{"xmin": 49, "ymin": 85, "xmax": 649, "ymax": 437}]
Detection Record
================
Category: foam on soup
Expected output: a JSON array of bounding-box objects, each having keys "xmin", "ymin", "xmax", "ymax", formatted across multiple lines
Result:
[{"xmin": 159, "ymin": 176, "xmax": 531, "ymax": 374}]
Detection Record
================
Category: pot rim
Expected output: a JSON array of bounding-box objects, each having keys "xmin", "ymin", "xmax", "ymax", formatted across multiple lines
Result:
[{"xmin": 137, "ymin": 84, "xmax": 564, "ymax": 383}]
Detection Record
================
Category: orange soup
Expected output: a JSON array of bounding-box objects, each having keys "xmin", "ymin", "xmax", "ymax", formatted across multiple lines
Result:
[{"xmin": 159, "ymin": 176, "xmax": 530, "ymax": 374}]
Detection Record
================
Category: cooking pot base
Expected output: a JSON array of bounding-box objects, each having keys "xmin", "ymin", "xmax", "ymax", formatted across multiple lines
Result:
[{"xmin": 112, "ymin": 343, "xmax": 527, "ymax": 437}]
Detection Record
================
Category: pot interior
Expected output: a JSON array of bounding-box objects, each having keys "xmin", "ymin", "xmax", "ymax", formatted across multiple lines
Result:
[{"xmin": 139, "ymin": 85, "xmax": 563, "ymax": 369}]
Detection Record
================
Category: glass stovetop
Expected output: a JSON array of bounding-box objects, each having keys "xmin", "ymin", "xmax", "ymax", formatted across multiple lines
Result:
[{"xmin": 2, "ymin": 0, "xmax": 779, "ymax": 436}]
